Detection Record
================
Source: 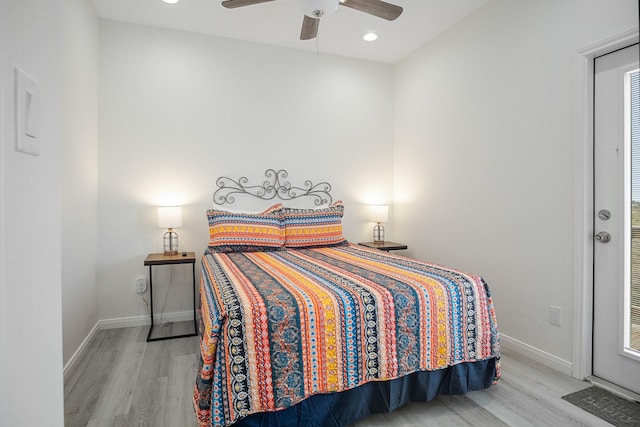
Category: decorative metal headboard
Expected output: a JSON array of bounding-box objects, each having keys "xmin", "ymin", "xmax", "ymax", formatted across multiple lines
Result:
[{"xmin": 214, "ymin": 169, "xmax": 333, "ymax": 206}]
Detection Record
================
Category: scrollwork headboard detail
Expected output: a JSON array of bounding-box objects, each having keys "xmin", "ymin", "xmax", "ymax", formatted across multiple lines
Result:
[{"xmin": 214, "ymin": 169, "xmax": 333, "ymax": 206}]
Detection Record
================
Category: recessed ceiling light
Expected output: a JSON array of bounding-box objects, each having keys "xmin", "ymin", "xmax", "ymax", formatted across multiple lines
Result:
[
  {"xmin": 163, "ymin": 0, "xmax": 179, "ymax": 4},
  {"xmin": 363, "ymin": 32, "xmax": 378, "ymax": 42}
]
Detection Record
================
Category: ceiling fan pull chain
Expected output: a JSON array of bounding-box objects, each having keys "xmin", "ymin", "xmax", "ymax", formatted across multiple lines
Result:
[{"xmin": 316, "ymin": 32, "xmax": 320, "ymax": 60}]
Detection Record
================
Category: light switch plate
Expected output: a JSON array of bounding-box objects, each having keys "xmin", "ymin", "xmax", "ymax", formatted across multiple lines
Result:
[
  {"xmin": 549, "ymin": 305, "xmax": 562, "ymax": 326},
  {"xmin": 15, "ymin": 67, "xmax": 40, "ymax": 156}
]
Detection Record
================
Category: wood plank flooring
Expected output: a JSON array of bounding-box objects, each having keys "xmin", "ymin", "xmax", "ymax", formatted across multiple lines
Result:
[{"xmin": 64, "ymin": 324, "xmax": 613, "ymax": 426}]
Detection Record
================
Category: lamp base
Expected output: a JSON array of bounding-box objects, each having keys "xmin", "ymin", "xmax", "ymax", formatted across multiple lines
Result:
[
  {"xmin": 163, "ymin": 230, "xmax": 179, "ymax": 256},
  {"xmin": 373, "ymin": 223, "xmax": 385, "ymax": 243}
]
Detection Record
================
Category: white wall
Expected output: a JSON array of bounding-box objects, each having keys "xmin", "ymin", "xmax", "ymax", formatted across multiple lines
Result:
[
  {"xmin": 98, "ymin": 20, "xmax": 394, "ymax": 322},
  {"xmin": 393, "ymin": 0, "xmax": 638, "ymax": 364},
  {"xmin": 0, "ymin": 0, "xmax": 65, "ymax": 425},
  {"xmin": 62, "ymin": 0, "xmax": 99, "ymax": 366},
  {"xmin": 0, "ymin": 0, "xmax": 7, "ymax": 419}
]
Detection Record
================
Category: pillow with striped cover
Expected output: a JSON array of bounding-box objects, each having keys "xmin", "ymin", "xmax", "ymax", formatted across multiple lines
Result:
[
  {"xmin": 205, "ymin": 204, "xmax": 284, "ymax": 253},
  {"xmin": 282, "ymin": 201, "xmax": 348, "ymax": 248}
]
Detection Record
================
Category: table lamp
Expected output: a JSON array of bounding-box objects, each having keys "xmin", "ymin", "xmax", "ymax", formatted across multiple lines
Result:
[
  {"xmin": 368, "ymin": 204, "xmax": 388, "ymax": 243},
  {"xmin": 157, "ymin": 206, "xmax": 182, "ymax": 255}
]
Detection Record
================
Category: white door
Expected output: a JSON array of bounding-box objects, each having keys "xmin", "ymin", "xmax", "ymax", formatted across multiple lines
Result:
[{"xmin": 593, "ymin": 43, "xmax": 640, "ymax": 395}]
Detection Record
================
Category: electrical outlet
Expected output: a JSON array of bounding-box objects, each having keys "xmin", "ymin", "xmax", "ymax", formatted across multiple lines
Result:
[
  {"xmin": 134, "ymin": 277, "xmax": 147, "ymax": 294},
  {"xmin": 549, "ymin": 305, "xmax": 562, "ymax": 326}
]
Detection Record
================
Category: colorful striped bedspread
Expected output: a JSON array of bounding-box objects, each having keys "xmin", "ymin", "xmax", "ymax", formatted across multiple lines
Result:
[{"xmin": 193, "ymin": 244, "xmax": 500, "ymax": 427}]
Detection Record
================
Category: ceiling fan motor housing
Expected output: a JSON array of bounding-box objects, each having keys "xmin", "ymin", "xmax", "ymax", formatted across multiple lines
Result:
[{"xmin": 301, "ymin": 0, "xmax": 339, "ymax": 19}]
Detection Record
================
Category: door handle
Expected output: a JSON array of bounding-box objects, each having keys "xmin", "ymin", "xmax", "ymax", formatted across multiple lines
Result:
[{"xmin": 594, "ymin": 231, "xmax": 611, "ymax": 243}]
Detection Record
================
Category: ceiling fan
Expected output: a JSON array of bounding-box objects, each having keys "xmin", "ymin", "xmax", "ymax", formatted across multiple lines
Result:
[{"xmin": 221, "ymin": 0, "xmax": 403, "ymax": 40}]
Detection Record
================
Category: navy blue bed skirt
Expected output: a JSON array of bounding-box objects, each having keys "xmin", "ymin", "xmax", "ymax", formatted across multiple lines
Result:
[{"xmin": 233, "ymin": 357, "xmax": 497, "ymax": 427}]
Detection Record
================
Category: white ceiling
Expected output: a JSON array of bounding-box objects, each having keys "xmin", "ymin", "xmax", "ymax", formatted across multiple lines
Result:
[{"xmin": 91, "ymin": 0, "xmax": 489, "ymax": 63}]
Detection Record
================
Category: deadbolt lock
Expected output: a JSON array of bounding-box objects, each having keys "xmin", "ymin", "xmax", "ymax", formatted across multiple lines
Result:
[{"xmin": 598, "ymin": 210, "xmax": 611, "ymax": 221}]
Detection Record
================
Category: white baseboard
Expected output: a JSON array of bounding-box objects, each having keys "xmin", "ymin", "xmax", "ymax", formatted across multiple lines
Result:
[
  {"xmin": 500, "ymin": 333, "xmax": 573, "ymax": 376},
  {"xmin": 98, "ymin": 310, "xmax": 195, "ymax": 329},
  {"xmin": 63, "ymin": 320, "xmax": 100, "ymax": 379},
  {"xmin": 64, "ymin": 310, "xmax": 195, "ymax": 377}
]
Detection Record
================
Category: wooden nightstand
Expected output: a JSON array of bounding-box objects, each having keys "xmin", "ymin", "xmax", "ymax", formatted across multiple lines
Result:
[
  {"xmin": 358, "ymin": 241, "xmax": 408, "ymax": 252},
  {"xmin": 144, "ymin": 252, "xmax": 198, "ymax": 342}
]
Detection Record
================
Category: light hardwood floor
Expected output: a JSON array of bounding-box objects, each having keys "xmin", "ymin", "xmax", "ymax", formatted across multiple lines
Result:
[{"xmin": 64, "ymin": 324, "xmax": 612, "ymax": 427}]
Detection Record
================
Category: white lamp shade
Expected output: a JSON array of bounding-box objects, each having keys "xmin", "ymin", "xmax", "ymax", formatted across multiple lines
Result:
[
  {"xmin": 300, "ymin": 0, "xmax": 339, "ymax": 18},
  {"xmin": 157, "ymin": 206, "xmax": 182, "ymax": 229},
  {"xmin": 368, "ymin": 205, "xmax": 389, "ymax": 223}
]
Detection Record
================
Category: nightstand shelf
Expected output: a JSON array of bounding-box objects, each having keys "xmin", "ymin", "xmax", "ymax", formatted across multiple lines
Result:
[
  {"xmin": 358, "ymin": 241, "xmax": 408, "ymax": 252},
  {"xmin": 144, "ymin": 252, "xmax": 198, "ymax": 342}
]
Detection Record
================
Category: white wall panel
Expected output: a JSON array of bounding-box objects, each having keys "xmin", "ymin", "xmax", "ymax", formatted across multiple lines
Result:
[
  {"xmin": 62, "ymin": 0, "xmax": 99, "ymax": 367},
  {"xmin": 97, "ymin": 21, "xmax": 394, "ymax": 321},
  {"xmin": 0, "ymin": 0, "xmax": 65, "ymax": 424},
  {"xmin": 393, "ymin": 0, "xmax": 638, "ymax": 363}
]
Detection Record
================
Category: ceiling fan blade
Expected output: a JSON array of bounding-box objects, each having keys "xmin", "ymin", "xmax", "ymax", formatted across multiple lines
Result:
[
  {"xmin": 339, "ymin": 0, "xmax": 403, "ymax": 21},
  {"xmin": 221, "ymin": 0, "xmax": 277, "ymax": 9},
  {"xmin": 300, "ymin": 15, "xmax": 319, "ymax": 40}
]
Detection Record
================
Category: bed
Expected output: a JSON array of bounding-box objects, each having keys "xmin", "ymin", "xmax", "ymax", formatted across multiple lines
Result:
[{"xmin": 193, "ymin": 170, "xmax": 500, "ymax": 427}]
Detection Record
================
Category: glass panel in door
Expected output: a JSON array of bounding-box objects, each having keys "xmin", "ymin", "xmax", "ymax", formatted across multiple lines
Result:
[{"xmin": 630, "ymin": 69, "xmax": 639, "ymax": 353}]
